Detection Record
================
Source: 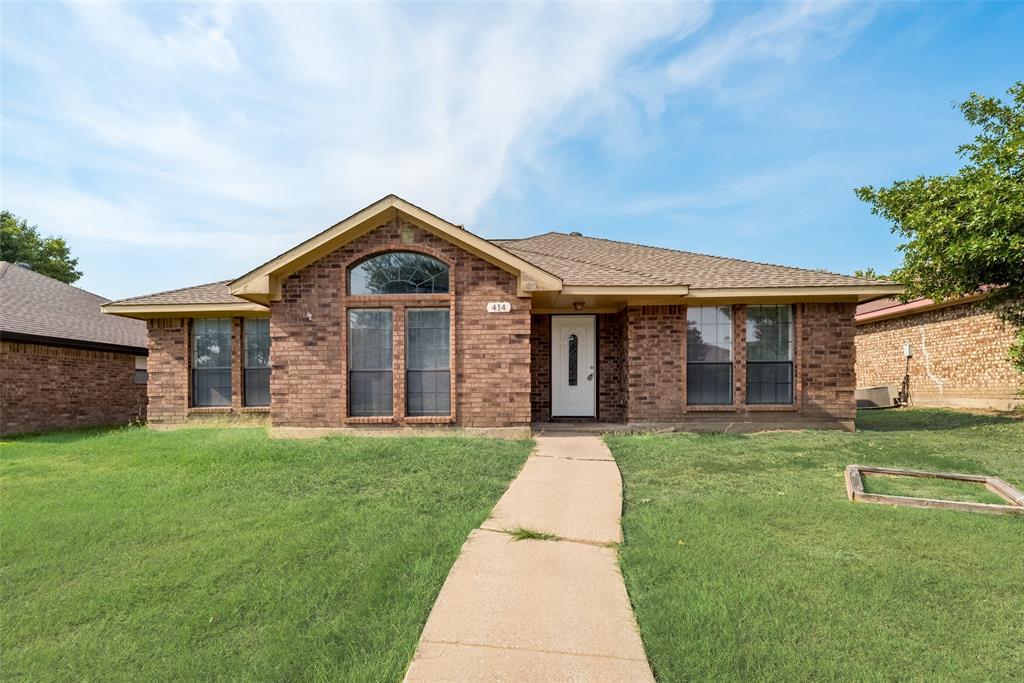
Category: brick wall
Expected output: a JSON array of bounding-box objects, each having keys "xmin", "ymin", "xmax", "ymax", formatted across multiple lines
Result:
[
  {"xmin": 270, "ymin": 216, "xmax": 532, "ymax": 428},
  {"xmin": 800, "ymin": 302, "xmax": 857, "ymax": 420},
  {"xmin": 855, "ymin": 301, "xmax": 1022, "ymax": 408},
  {"xmin": 0, "ymin": 340, "xmax": 146, "ymax": 436},
  {"xmin": 146, "ymin": 318, "xmax": 189, "ymax": 424},
  {"xmin": 530, "ymin": 303, "xmax": 856, "ymax": 428},
  {"xmin": 530, "ymin": 315, "xmax": 551, "ymax": 422},
  {"xmin": 624, "ymin": 305, "xmax": 686, "ymax": 422}
]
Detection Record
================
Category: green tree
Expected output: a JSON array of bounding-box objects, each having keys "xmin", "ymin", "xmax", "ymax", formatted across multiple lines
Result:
[
  {"xmin": 856, "ymin": 82, "xmax": 1024, "ymax": 374},
  {"xmin": 0, "ymin": 211, "xmax": 82, "ymax": 283},
  {"xmin": 852, "ymin": 268, "xmax": 891, "ymax": 280}
]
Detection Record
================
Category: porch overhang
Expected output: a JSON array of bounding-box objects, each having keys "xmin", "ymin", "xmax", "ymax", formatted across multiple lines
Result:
[{"xmin": 530, "ymin": 283, "xmax": 905, "ymax": 313}]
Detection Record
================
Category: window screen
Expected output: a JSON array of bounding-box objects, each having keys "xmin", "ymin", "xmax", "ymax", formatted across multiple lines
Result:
[
  {"xmin": 746, "ymin": 304, "xmax": 794, "ymax": 404},
  {"xmin": 244, "ymin": 318, "xmax": 271, "ymax": 407},
  {"xmin": 192, "ymin": 318, "xmax": 232, "ymax": 407},
  {"xmin": 134, "ymin": 356, "xmax": 148, "ymax": 385},
  {"xmin": 686, "ymin": 306, "xmax": 733, "ymax": 405},
  {"xmin": 349, "ymin": 252, "xmax": 449, "ymax": 294},
  {"xmin": 406, "ymin": 308, "xmax": 450, "ymax": 416},
  {"xmin": 349, "ymin": 309, "xmax": 393, "ymax": 416}
]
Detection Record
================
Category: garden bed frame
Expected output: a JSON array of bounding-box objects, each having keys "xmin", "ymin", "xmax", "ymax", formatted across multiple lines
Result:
[{"xmin": 845, "ymin": 465, "xmax": 1024, "ymax": 516}]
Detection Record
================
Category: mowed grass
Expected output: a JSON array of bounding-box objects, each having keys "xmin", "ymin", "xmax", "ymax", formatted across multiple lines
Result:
[
  {"xmin": 862, "ymin": 473, "xmax": 1008, "ymax": 505},
  {"xmin": 607, "ymin": 409, "xmax": 1023, "ymax": 682},
  {"xmin": 0, "ymin": 427, "xmax": 531, "ymax": 681}
]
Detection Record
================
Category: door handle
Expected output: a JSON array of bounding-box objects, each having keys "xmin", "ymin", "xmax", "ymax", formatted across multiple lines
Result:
[{"xmin": 587, "ymin": 373, "xmax": 594, "ymax": 381}]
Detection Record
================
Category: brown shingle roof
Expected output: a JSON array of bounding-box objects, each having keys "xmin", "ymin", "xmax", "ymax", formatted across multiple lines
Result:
[
  {"xmin": 493, "ymin": 232, "xmax": 890, "ymax": 289},
  {"xmin": 107, "ymin": 280, "xmax": 252, "ymax": 306},
  {"xmin": 0, "ymin": 261, "xmax": 147, "ymax": 351},
  {"xmin": 105, "ymin": 225, "xmax": 895, "ymax": 308}
]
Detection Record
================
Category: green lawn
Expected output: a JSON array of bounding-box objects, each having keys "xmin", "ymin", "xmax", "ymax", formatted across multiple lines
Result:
[
  {"xmin": 607, "ymin": 409, "xmax": 1024, "ymax": 682},
  {"xmin": 0, "ymin": 427, "xmax": 532, "ymax": 681},
  {"xmin": 862, "ymin": 472, "xmax": 1008, "ymax": 505}
]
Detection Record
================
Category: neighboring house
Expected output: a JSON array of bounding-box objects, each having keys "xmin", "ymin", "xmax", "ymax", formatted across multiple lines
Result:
[
  {"xmin": 0, "ymin": 261, "xmax": 148, "ymax": 436},
  {"xmin": 855, "ymin": 294, "xmax": 1023, "ymax": 410},
  {"xmin": 102, "ymin": 195, "xmax": 900, "ymax": 434}
]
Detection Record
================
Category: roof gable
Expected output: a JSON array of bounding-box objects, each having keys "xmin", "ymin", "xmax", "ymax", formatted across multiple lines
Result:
[{"xmin": 229, "ymin": 195, "xmax": 562, "ymax": 303}]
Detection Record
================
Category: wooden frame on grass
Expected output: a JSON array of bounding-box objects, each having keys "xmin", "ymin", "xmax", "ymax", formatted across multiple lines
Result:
[{"xmin": 845, "ymin": 465, "xmax": 1024, "ymax": 516}]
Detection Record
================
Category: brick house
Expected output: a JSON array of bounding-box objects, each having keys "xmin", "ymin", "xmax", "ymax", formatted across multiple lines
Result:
[
  {"xmin": 102, "ymin": 195, "xmax": 900, "ymax": 434},
  {"xmin": 0, "ymin": 261, "xmax": 148, "ymax": 436},
  {"xmin": 855, "ymin": 294, "xmax": 1023, "ymax": 411}
]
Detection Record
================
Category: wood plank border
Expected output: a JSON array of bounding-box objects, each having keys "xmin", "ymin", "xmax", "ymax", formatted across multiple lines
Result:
[{"xmin": 844, "ymin": 464, "xmax": 1024, "ymax": 516}]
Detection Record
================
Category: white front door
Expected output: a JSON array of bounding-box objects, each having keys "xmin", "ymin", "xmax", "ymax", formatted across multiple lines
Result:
[{"xmin": 551, "ymin": 315, "xmax": 596, "ymax": 417}]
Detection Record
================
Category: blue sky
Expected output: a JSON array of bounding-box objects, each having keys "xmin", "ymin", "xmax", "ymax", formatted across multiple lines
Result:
[{"xmin": 2, "ymin": 1, "xmax": 1022, "ymax": 299}]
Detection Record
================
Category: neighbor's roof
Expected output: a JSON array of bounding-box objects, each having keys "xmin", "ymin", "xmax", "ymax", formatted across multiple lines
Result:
[
  {"xmin": 856, "ymin": 291, "xmax": 988, "ymax": 324},
  {"xmin": 0, "ymin": 261, "xmax": 147, "ymax": 352},
  {"xmin": 492, "ymin": 232, "xmax": 891, "ymax": 289}
]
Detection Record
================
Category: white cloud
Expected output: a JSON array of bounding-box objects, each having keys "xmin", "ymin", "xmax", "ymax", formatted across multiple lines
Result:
[
  {"xmin": 1, "ymin": 0, "xmax": 878, "ymax": 270},
  {"xmin": 666, "ymin": 1, "xmax": 877, "ymax": 88}
]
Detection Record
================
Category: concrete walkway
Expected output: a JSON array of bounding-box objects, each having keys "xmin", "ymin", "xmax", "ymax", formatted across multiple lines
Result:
[{"xmin": 404, "ymin": 435, "xmax": 654, "ymax": 682}]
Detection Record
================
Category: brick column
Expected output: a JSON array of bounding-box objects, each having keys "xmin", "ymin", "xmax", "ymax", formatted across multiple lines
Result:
[
  {"xmin": 231, "ymin": 317, "xmax": 244, "ymax": 410},
  {"xmin": 733, "ymin": 304, "xmax": 747, "ymax": 407},
  {"xmin": 393, "ymin": 304, "xmax": 406, "ymax": 419},
  {"xmin": 146, "ymin": 317, "xmax": 189, "ymax": 424}
]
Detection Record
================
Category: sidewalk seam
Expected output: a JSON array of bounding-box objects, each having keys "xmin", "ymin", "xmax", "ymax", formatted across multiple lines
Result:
[{"xmin": 419, "ymin": 637, "xmax": 647, "ymax": 662}]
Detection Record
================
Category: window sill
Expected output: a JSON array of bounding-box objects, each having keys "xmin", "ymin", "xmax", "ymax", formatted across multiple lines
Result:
[
  {"xmin": 686, "ymin": 405, "xmax": 737, "ymax": 412},
  {"xmin": 746, "ymin": 404, "xmax": 797, "ymax": 412},
  {"xmin": 345, "ymin": 416, "xmax": 396, "ymax": 425},
  {"xmin": 403, "ymin": 415, "xmax": 455, "ymax": 424},
  {"xmin": 189, "ymin": 406, "xmax": 233, "ymax": 414},
  {"xmin": 240, "ymin": 406, "xmax": 271, "ymax": 413}
]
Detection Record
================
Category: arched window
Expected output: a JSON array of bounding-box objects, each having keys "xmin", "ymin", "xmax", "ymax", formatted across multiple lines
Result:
[{"xmin": 349, "ymin": 252, "xmax": 449, "ymax": 295}]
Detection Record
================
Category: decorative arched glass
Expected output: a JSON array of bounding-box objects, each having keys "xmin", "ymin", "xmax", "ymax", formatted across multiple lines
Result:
[
  {"xmin": 349, "ymin": 252, "xmax": 449, "ymax": 295},
  {"xmin": 567, "ymin": 334, "xmax": 578, "ymax": 386}
]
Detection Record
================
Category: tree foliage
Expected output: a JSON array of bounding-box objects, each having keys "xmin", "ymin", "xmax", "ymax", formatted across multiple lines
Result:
[
  {"xmin": 852, "ymin": 268, "xmax": 891, "ymax": 280},
  {"xmin": 0, "ymin": 211, "xmax": 82, "ymax": 284},
  {"xmin": 856, "ymin": 82, "xmax": 1024, "ymax": 374}
]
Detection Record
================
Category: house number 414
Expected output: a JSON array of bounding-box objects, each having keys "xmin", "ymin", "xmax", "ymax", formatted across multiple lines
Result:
[{"xmin": 486, "ymin": 302, "xmax": 512, "ymax": 313}]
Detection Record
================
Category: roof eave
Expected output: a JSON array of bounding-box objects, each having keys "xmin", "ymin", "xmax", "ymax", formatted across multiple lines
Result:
[
  {"xmin": 101, "ymin": 302, "xmax": 270, "ymax": 320},
  {"xmin": 683, "ymin": 284, "xmax": 905, "ymax": 303}
]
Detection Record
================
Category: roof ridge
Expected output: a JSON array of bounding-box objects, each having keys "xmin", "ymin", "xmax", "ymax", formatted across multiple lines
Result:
[
  {"xmin": 506, "ymin": 243, "xmax": 686, "ymax": 286},
  {"xmin": 109, "ymin": 279, "xmax": 234, "ymax": 305},
  {"xmin": 542, "ymin": 232, "xmax": 881, "ymax": 284}
]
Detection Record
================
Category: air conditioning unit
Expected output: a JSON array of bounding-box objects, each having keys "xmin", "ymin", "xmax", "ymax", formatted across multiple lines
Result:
[{"xmin": 855, "ymin": 385, "xmax": 898, "ymax": 409}]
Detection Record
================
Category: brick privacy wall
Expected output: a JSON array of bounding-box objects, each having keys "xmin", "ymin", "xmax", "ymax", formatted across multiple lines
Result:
[
  {"xmin": 270, "ymin": 217, "xmax": 532, "ymax": 428},
  {"xmin": 0, "ymin": 341, "xmax": 146, "ymax": 436},
  {"xmin": 146, "ymin": 318, "xmax": 189, "ymax": 423},
  {"xmin": 800, "ymin": 302, "xmax": 857, "ymax": 420},
  {"xmin": 855, "ymin": 301, "xmax": 1022, "ymax": 402}
]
